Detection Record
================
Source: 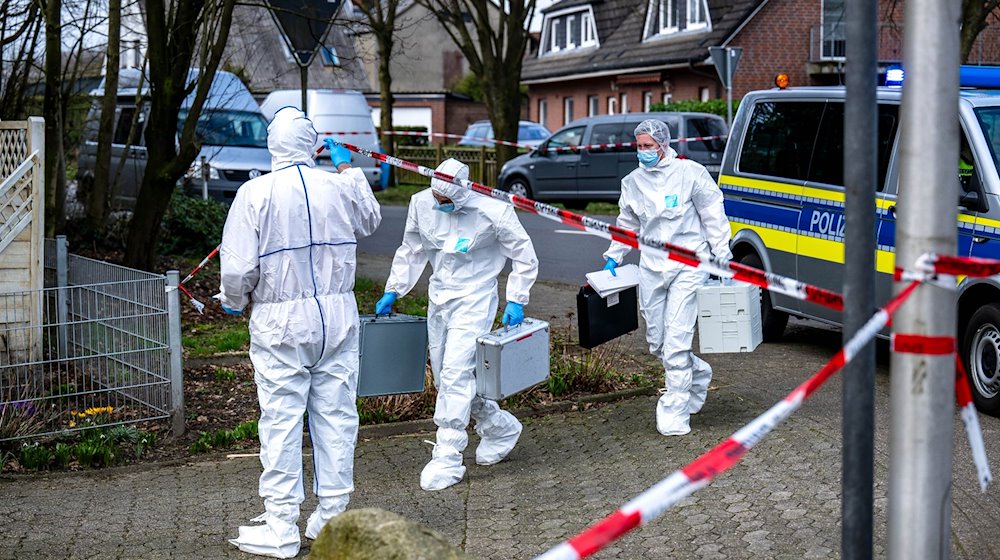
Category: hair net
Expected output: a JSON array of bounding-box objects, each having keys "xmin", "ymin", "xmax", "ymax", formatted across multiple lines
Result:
[
  {"xmin": 267, "ymin": 107, "xmax": 318, "ymax": 168},
  {"xmin": 431, "ymin": 158, "xmax": 471, "ymax": 208},
  {"xmin": 634, "ymin": 119, "xmax": 672, "ymax": 149}
]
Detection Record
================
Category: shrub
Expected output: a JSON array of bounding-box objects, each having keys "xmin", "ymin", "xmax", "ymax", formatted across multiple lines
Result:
[
  {"xmin": 159, "ymin": 189, "xmax": 229, "ymax": 257},
  {"xmin": 649, "ymin": 99, "xmax": 739, "ymax": 118},
  {"xmin": 19, "ymin": 443, "xmax": 52, "ymax": 471}
]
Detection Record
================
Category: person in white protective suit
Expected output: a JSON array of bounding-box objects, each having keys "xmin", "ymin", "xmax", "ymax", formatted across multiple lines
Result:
[
  {"xmin": 216, "ymin": 107, "xmax": 381, "ymax": 558},
  {"xmin": 602, "ymin": 119, "xmax": 732, "ymax": 436},
  {"xmin": 375, "ymin": 158, "xmax": 539, "ymax": 491}
]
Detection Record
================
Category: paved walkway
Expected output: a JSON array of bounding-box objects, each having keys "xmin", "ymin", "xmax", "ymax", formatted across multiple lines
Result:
[{"xmin": 2, "ymin": 254, "xmax": 999, "ymax": 559}]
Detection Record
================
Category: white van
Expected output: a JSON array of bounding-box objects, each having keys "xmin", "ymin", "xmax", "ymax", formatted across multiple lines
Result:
[
  {"xmin": 77, "ymin": 69, "xmax": 273, "ymax": 205},
  {"xmin": 260, "ymin": 89, "xmax": 383, "ymax": 188}
]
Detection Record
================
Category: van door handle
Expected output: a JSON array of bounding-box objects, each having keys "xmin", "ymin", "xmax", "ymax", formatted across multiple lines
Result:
[
  {"xmin": 888, "ymin": 205, "xmax": 896, "ymax": 216},
  {"xmin": 578, "ymin": 162, "xmax": 589, "ymax": 167}
]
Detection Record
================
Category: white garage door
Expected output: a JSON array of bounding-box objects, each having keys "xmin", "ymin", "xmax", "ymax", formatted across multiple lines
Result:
[{"xmin": 370, "ymin": 107, "xmax": 434, "ymax": 134}]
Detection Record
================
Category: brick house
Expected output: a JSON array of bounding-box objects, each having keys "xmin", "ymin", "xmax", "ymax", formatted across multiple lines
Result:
[{"xmin": 522, "ymin": 0, "xmax": 1000, "ymax": 132}]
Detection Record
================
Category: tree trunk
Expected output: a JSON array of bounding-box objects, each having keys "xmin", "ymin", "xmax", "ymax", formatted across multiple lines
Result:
[
  {"xmin": 43, "ymin": 0, "xmax": 65, "ymax": 237},
  {"xmin": 378, "ymin": 32, "xmax": 395, "ymax": 188},
  {"xmin": 89, "ymin": 0, "xmax": 121, "ymax": 229},
  {"xmin": 959, "ymin": 0, "xmax": 990, "ymax": 64}
]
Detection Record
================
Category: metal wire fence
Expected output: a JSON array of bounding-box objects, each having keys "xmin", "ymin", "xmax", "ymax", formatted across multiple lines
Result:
[{"xmin": 0, "ymin": 237, "xmax": 183, "ymax": 443}]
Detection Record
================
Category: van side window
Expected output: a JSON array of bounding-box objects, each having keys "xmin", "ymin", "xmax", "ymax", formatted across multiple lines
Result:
[
  {"xmin": 738, "ymin": 101, "xmax": 824, "ymax": 182},
  {"xmin": 808, "ymin": 102, "xmax": 844, "ymax": 186},
  {"xmin": 548, "ymin": 126, "xmax": 585, "ymax": 148},
  {"xmin": 112, "ymin": 107, "xmax": 143, "ymax": 146},
  {"xmin": 590, "ymin": 123, "xmax": 625, "ymax": 152},
  {"xmin": 686, "ymin": 116, "xmax": 727, "ymax": 156},
  {"xmin": 807, "ymin": 102, "xmax": 899, "ymax": 191}
]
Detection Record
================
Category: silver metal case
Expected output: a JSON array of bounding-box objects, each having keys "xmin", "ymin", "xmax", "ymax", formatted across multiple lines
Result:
[
  {"xmin": 475, "ymin": 318, "xmax": 550, "ymax": 400},
  {"xmin": 358, "ymin": 314, "xmax": 428, "ymax": 397}
]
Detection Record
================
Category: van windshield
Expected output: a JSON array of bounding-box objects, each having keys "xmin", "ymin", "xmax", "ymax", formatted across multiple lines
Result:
[
  {"xmin": 178, "ymin": 109, "xmax": 269, "ymax": 148},
  {"xmin": 975, "ymin": 107, "xmax": 1000, "ymax": 171}
]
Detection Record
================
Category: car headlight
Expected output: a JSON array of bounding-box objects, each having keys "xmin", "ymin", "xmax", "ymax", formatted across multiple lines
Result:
[{"xmin": 186, "ymin": 160, "xmax": 220, "ymax": 180}]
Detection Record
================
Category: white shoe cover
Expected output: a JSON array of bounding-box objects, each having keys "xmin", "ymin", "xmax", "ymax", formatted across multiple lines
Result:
[
  {"xmin": 656, "ymin": 393, "xmax": 691, "ymax": 436},
  {"xmin": 476, "ymin": 414, "xmax": 522, "ymax": 466},
  {"xmin": 304, "ymin": 496, "xmax": 349, "ymax": 540},
  {"xmin": 420, "ymin": 445, "xmax": 466, "ymax": 491},
  {"xmin": 228, "ymin": 518, "xmax": 300, "ymax": 559}
]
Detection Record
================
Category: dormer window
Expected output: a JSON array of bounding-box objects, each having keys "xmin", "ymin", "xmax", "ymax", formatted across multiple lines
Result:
[
  {"xmin": 540, "ymin": 6, "xmax": 599, "ymax": 56},
  {"xmin": 645, "ymin": 0, "xmax": 711, "ymax": 40}
]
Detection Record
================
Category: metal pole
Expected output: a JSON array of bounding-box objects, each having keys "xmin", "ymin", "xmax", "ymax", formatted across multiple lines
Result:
[
  {"xmin": 842, "ymin": 0, "xmax": 877, "ymax": 557},
  {"xmin": 166, "ymin": 270, "xmax": 185, "ymax": 438},
  {"xmin": 55, "ymin": 235, "xmax": 69, "ymax": 359},
  {"xmin": 888, "ymin": 0, "xmax": 960, "ymax": 558},
  {"xmin": 200, "ymin": 154, "xmax": 208, "ymax": 201},
  {"xmin": 300, "ymin": 65, "xmax": 309, "ymax": 114}
]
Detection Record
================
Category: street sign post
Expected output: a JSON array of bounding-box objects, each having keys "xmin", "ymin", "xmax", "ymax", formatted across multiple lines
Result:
[
  {"xmin": 263, "ymin": 0, "xmax": 343, "ymax": 112},
  {"xmin": 709, "ymin": 46, "xmax": 742, "ymax": 127}
]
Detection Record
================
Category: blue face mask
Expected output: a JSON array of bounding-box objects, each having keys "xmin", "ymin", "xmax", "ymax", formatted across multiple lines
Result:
[
  {"xmin": 434, "ymin": 202, "xmax": 456, "ymax": 213},
  {"xmin": 637, "ymin": 149, "xmax": 661, "ymax": 167}
]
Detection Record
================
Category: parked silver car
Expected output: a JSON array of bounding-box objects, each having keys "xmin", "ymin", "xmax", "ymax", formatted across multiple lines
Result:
[
  {"xmin": 497, "ymin": 112, "xmax": 727, "ymax": 209},
  {"xmin": 458, "ymin": 120, "xmax": 551, "ymax": 148}
]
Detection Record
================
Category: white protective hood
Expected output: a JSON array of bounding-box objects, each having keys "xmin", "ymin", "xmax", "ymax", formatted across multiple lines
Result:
[{"xmin": 267, "ymin": 107, "xmax": 318, "ymax": 170}]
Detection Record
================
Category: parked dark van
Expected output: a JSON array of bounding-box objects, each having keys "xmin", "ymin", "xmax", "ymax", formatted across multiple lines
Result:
[{"xmin": 496, "ymin": 112, "xmax": 727, "ymax": 208}]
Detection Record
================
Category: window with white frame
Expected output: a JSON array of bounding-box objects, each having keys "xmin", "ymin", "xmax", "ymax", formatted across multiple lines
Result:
[
  {"xmin": 643, "ymin": 91, "xmax": 653, "ymax": 112},
  {"xmin": 541, "ymin": 7, "xmax": 599, "ymax": 56},
  {"xmin": 662, "ymin": 92, "xmax": 673, "ymax": 104},
  {"xmin": 700, "ymin": 87, "xmax": 710, "ymax": 102},
  {"xmin": 564, "ymin": 96, "xmax": 575, "ymax": 125},
  {"xmin": 658, "ymin": 0, "xmax": 677, "ymax": 34},
  {"xmin": 538, "ymin": 98, "xmax": 548, "ymax": 128},
  {"xmin": 608, "ymin": 96, "xmax": 617, "ymax": 115},
  {"xmin": 645, "ymin": 0, "xmax": 711, "ymax": 39},
  {"xmin": 588, "ymin": 95, "xmax": 599, "ymax": 117},
  {"xmin": 822, "ymin": 0, "xmax": 846, "ymax": 58},
  {"xmin": 620, "ymin": 93, "xmax": 629, "ymax": 114},
  {"xmin": 687, "ymin": 0, "xmax": 708, "ymax": 30}
]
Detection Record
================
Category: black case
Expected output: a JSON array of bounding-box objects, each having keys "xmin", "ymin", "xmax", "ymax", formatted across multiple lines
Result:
[{"xmin": 576, "ymin": 284, "xmax": 639, "ymax": 349}]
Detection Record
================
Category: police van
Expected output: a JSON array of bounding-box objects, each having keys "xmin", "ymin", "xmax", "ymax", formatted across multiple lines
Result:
[{"xmin": 720, "ymin": 80, "xmax": 1000, "ymax": 413}]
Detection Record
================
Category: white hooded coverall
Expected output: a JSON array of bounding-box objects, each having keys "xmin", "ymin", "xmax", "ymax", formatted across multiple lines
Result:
[
  {"xmin": 217, "ymin": 107, "xmax": 381, "ymax": 557},
  {"xmin": 604, "ymin": 124, "xmax": 732, "ymax": 436},
  {"xmin": 385, "ymin": 159, "xmax": 539, "ymax": 490}
]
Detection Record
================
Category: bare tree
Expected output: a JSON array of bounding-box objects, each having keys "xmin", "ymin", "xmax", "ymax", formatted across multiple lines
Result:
[
  {"xmin": 418, "ymin": 0, "xmax": 535, "ymax": 175},
  {"xmin": 351, "ymin": 0, "xmax": 402, "ymax": 187},
  {"xmin": 43, "ymin": 0, "xmax": 66, "ymax": 237},
  {"xmin": 0, "ymin": 0, "xmax": 43, "ymax": 120},
  {"xmin": 960, "ymin": 1, "xmax": 1000, "ymax": 63},
  {"xmin": 88, "ymin": 0, "xmax": 120, "ymax": 229},
  {"xmin": 122, "ymin": 0, "xmax": 237, "ymax": 269}
]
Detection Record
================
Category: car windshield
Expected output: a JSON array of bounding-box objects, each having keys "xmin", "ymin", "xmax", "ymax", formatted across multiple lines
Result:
[
  {"xmin": 519, "ymin": 124, "xmax": 550, "ymax": 140},
  {"xmin": 178, "ymin": 109, "xmax": 269, "ymax": 148},
  {"xmin": 975, "ymin": 107, "xmax": 1000, "ymax": 171}
]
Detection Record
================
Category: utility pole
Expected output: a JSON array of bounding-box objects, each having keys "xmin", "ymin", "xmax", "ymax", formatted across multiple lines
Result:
[
  {"xmin": 888, "ymin": 0, "xmax": 960, "ymax": 558},
  {"xmin": 842, "ymin": 0, "xmax": 877, "ymax": 557}
]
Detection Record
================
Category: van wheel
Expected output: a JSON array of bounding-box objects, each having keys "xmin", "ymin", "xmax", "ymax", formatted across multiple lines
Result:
[
  {"xmin": 505, "ymin": 177, "xmax": 532, "ymax": 198},
  {"xmin": 962, "ymin": 304, "xmax": 1000, "ymax": 415},
  {"xmin": 739, "ymin": 252, "xmax": 788, "ymax": 342}
]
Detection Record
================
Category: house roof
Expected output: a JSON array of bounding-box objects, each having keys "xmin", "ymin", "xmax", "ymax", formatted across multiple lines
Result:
[{"xmin": 522, "ymin": 0, "xmax": 766, "ymax": 83}]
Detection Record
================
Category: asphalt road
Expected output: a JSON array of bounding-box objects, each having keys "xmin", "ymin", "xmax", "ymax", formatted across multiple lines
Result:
[{"xmin": 358, "ymin": 205, "xmax": 639, "ymax": 285}]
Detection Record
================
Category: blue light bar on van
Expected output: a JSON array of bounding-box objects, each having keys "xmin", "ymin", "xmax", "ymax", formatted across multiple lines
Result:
[
  {"xmin": 885, "ymin": 64, "xmax": 904, "ymax": 87},
  {"xmin": 960, "ymin": 65, "xmax": 1000, "ymax": 89}
]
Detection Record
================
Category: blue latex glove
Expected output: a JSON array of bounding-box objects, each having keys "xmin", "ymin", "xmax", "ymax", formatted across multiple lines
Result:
[
  {"xmin": 603, "ymin": 257, "xmax": 618, "ymax": 277},
  {"xmin": 221, "ymin": 304, "xmax": 242, "ymax": 316},
  {"xmin": 323, "ymin": 137, "xmax": 351, "ymax": 168},
  {"xmin": 502, "ymin": 302, "xmax": 524, "ymax": 327},
  {"xmin": 375, "ymin": 292, "xmax": 398, "ymax": 315}
]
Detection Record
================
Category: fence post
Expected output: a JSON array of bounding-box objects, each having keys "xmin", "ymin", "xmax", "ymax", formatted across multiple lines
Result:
[
  {"xmin": 435, "ymin": 142, "xmax": 443, "ymax": 166},
  {"xmin": 166, "ymin": 270, "xmax": 185, "ymax": 437},
  {"xmin": 55, "ymin": 235, "xmax": 68, "ymax": 358},
  {"xmin": 478, "ymin": 145, "xmax": 487, "ymax": 183}
]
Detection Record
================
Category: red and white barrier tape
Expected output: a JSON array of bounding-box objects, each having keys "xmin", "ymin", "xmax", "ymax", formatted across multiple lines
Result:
[
  {"xmin": 532, "ymin": 281, "xmax": 921, "ymax": 560},
  {"xmin": 915, "ymin": 252, "xmax": 1000, "ymax": 278},
  {"xmin": 329, "ymin": 139, "xmax": 846, "ymax": 312},
  {"xmin": 954, "ymin": 355, "xmax": 993, "ymax": 491}
]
